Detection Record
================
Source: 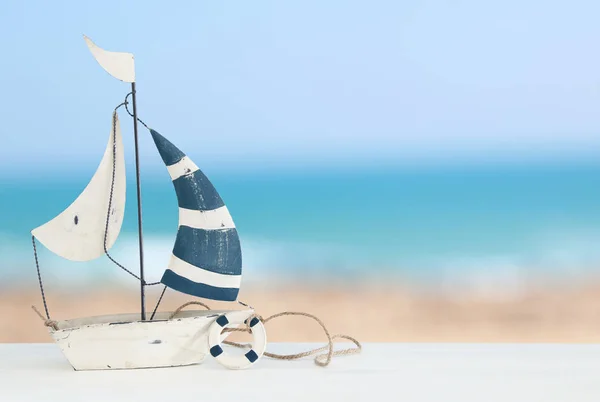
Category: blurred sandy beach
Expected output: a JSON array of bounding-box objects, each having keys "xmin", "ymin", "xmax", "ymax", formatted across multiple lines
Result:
[{"xmin": 3, "ymin": 279, "xmax": 600, "ymax": 343}]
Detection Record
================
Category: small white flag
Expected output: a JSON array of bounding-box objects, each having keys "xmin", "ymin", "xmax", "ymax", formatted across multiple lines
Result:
[{"xmin": 83, "ymin": 35, "xmax": 135, "ymax": 83}]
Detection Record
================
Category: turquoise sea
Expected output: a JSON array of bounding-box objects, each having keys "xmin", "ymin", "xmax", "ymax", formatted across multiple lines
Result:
[{"xmin": 2, "ymin": 163, "xmax": 600, "ymax": 290}]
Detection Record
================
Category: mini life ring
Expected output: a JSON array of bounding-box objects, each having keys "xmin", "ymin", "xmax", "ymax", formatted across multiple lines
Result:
[{"xmin": 208, "ymin": 310, "xmax": 267, "ymax": 369}]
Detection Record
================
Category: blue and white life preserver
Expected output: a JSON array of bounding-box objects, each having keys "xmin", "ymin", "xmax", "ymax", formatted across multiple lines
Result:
[{"xmin": 208, "ymin": 310, "xmax": 267, "ymax": 369}]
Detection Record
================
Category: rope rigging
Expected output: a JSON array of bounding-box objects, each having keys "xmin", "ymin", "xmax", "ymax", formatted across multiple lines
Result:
[{"xmin": 104, "ymin": 95, "xmax": 162, "ymax": 286}]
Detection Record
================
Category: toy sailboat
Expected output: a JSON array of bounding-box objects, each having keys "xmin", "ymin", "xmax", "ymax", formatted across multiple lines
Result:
[{"xmin": 30, "ymin": 36, "xmax": 266, "ymax": 371}]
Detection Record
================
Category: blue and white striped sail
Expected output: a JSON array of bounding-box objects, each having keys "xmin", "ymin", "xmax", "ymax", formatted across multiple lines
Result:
[{"xmin": 150, "ymin": 130, "xmax": 241, "ymax": 301}]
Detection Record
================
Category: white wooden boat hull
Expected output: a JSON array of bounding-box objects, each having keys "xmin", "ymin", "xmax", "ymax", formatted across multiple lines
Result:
[{"xmin": 49, "ymin": 309, "xmax": 263, "ymax": 370}]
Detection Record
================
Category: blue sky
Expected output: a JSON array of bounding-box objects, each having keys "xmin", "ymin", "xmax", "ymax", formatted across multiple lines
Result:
[{"xmin": 1, "ymin": 0, "xmax": 599, "ymax": 175}]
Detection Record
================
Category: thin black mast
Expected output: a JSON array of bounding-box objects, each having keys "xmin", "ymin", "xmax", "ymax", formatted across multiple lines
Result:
[
  {"xmin": 83, "ymin": 35, "xmax": 147, "ymax": 319},
  {"xmin": 131, "ymin": 82, "xmax": 146, "ymax": 321}
]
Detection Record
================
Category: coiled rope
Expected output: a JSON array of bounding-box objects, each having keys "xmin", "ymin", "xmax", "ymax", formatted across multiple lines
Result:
[{"xmin": 169, "ymin": 301, "xmax": 362, "ymax": 367}]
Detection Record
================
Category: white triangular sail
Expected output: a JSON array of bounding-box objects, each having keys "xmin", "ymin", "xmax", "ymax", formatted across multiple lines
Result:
[
  {"xmin": 83, "ymin": 35, "xmax": 135, "ymax": 83},
  {"xmin": 31, "ymin": 112, "xmax": 126, "ymax": 261}
]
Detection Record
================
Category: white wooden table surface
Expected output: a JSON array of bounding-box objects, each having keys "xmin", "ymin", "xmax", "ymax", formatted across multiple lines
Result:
[{"xmin": 1, "ymin": 343, "xmax": 600, "ymax": 402}]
